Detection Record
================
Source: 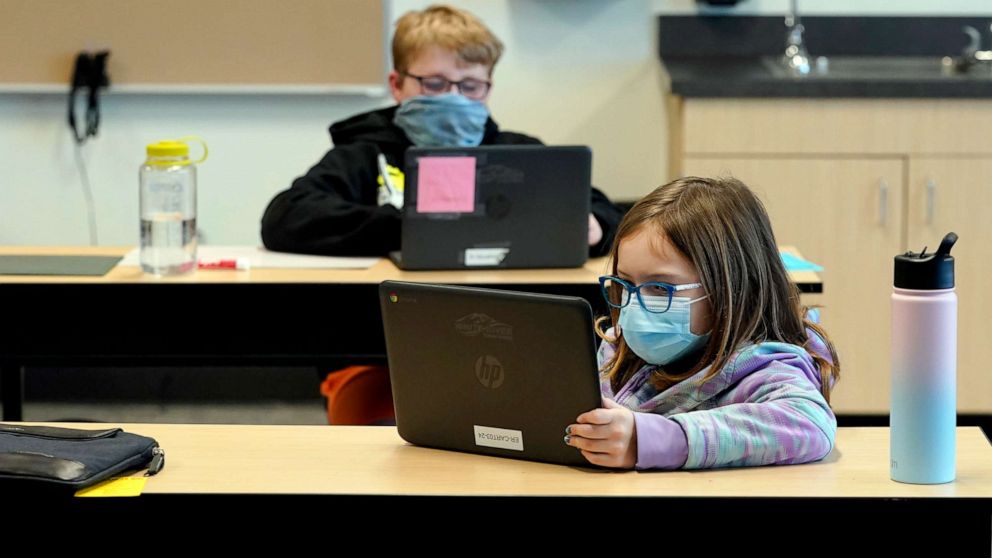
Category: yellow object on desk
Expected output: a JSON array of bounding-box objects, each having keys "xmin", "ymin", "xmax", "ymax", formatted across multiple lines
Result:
[{"xmin": 75, "ymin": 476, "xmax": 147, "ymax": 497}]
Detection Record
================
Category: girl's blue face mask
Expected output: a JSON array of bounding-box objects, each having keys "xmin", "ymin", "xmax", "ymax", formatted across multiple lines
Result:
[
  {"xmin": 619, "ymin": 293, "xmax": 711, "ymax": 366},
  {"xmin": 393, "ymin": 93, "xmax": 489, "ymax": 147}
]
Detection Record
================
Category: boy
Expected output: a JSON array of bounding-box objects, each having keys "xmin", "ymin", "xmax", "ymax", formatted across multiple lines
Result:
[{"xmin": 261, "ymin": 4, "xmax": 623, "ymax": 257}]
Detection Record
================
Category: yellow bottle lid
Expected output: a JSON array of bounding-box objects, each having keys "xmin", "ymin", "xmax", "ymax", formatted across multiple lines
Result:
[
  {"xmin": 146, "ymin": 140, "xmax": 190, "ymax": 158},
  {"xmin": 145, "ymin": 136, "xmax": 208, "ymax": 165}
]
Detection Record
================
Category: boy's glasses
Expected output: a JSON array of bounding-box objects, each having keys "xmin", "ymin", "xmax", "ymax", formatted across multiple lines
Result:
[
  {"xmin": 599, "ymin": 275, "xmax": 703, "ymax": 314},
  {"xmin": 402, "ymin": 72, "xmax": 491, "ymax": 100}
]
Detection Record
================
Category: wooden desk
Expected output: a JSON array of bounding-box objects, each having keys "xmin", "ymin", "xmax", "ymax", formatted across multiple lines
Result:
[
  {"xmin": 133, "ymin": 425, "xmax": 988, "ymax": 498},
  {"xmin": 0, "ymin": 246, "xmax": 611, "ymax": 285},
  {"xmin": 0, "ymin": 245, "xmax": 822, "ymax": 290},
  {"xmin": 13, "ymin": 424, "xmax": 990, "ymax": 540},
  {"xmin": 0, "ymin": 246, "xmax": 822, "ymax": 421}
]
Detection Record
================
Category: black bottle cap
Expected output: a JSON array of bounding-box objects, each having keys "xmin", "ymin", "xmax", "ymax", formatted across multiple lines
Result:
[{"xmin": 894, "ymin": 232, "xmax": 957, "ymax": 290}]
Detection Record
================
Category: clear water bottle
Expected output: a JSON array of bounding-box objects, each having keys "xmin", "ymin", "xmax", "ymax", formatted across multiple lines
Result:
[
  {"xmin": 890, "ymin": 232, "xmax": 958, "ymax": 484},
  {"xmin": 139, "ymin": 137, "xmax": 207, "ymax": 275}
]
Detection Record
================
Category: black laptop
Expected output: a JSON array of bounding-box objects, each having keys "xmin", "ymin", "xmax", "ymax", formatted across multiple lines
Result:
[
  {"xmin": 389, "ymin": 145, "xmax": 592, "ymax": 270},
  {"xmin": 379, "ymin": 280, "xmax": 603, "ymax": 466}
]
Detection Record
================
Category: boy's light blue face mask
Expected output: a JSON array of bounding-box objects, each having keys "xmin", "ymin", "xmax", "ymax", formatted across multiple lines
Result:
[
  {"xmin": 393, "ymin": 93, "xmax": 489, "ymax": 147},
  {"xmin": 619, "ymin": 293, "xmax": 711, "ymax": 366}
]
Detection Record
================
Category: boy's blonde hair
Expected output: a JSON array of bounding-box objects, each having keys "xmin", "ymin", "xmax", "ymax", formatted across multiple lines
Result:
[
  {"xmin": 597, "ymin": 176, "xmax": 840, "ymax": 403},
  {"xmin": 392, "ymin": 5, "xmax": 504, "ymax": 75}
]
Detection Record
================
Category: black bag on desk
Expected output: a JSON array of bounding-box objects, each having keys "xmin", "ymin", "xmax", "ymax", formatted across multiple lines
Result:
[{"xmin": 0, "ymin": 423, "xmax": 164, "ymax": 494}]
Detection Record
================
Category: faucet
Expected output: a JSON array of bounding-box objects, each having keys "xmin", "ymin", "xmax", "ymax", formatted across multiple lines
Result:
[
  {"xmin": 782, "ymin": 0, "xmax": 810, "ymax": 76},
  {"xmin": 955, "ymin": 24, "xmax": 992, "ymax": 73}
]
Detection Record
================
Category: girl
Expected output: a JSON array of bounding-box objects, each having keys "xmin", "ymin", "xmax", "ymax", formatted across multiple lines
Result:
[{"xmin": 565, "ymin": 176, "xmax": 840, "ymax": 470}]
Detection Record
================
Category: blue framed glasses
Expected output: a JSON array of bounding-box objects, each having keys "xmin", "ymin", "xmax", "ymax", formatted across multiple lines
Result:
[{"xmin": 598, "ymin": 275, "xmax": 703, "ymax": 314}]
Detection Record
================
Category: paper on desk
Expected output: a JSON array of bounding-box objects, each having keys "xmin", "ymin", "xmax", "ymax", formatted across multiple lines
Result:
[
  {"xmin": 0, "ymin": 255, "xmax": 121, "ymax": 276},
  {"xmin": 118, "ymin": 246, "xmax": 381, "ymax": 269},
  {"xmin": 780, "ymin": 252, "xmax": 824, "ymax": 272}
]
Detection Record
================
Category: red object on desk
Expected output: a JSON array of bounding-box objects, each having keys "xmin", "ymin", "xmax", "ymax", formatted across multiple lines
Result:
[{"xmin": 197, "ymin": 258, "xmax": 250, "ymax": 270}]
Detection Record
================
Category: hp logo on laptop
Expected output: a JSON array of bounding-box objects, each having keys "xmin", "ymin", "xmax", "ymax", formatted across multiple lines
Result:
[{"xmin": 475, "ymin": 355, "xmax": 504, "ymax": 389}]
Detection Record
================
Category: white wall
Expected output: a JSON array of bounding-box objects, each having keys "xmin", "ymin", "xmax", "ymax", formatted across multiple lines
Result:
[
  {"xmin": 0, "ymin": 93, "xmax": 389, "ymax": 245},
  {"xmin": 1, "ymin": 0, "xmax": 989, "ymax": 245},
  {"xmin": 0, "ymin": 0, "xmax": 668, "ymax": 246}
]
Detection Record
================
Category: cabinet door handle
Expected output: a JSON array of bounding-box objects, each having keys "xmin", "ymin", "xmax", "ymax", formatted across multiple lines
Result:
[
  {"xmin": 878, "ymin": 179, "xmax": 889, "ymax": 226},
  {"xmin": 925, "ymin": 178, "xmax": 937, "ymax": 225}
]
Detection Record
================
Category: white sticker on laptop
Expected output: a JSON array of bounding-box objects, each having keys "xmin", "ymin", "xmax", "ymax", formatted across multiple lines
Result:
[
  {"xmin": 474, "ymin": 425, "xmax": 524, "ymax": 451},
  {"xmin": 464, "ymin": 247, "xmax": 509, "ymax": 266}
]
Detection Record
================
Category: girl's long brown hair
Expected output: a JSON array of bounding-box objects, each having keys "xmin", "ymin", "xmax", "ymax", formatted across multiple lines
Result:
[{"xmin": 597, "ymin": 177, "xmax": 840, "ymax": 403}]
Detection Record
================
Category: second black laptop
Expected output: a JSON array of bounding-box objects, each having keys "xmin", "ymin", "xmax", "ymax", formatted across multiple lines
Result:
[{"xmin": 390, "ymin": 145, "xmax": 592, "ymax": 270}]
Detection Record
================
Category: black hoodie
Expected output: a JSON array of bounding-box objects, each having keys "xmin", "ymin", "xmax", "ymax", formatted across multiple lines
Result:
[{"xmin": 261, "ymin": 105, "xmax": 623, "ymax": 256}]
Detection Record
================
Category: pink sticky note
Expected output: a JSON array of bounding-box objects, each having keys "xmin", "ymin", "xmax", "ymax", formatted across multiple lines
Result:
[{"xmin": 416, "ymin": 156, "xmax": 477, "ymax": 213}]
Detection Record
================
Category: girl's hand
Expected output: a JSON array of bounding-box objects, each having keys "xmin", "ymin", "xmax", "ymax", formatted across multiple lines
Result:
[{"xmin": 565, "ymin": 398, "xmax": 637, "ymax": 469}]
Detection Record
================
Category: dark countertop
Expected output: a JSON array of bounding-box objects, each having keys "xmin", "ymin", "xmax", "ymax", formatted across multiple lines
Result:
[
  {"xmin": 659, "ymin": 15, "xmax": 992, "ymax": 98},
  {"xmin": 664, "ymin": 57, "xmax": 992, "ymax": 98}
]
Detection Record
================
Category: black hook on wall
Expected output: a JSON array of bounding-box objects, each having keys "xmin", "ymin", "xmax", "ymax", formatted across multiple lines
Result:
[{"xmin": 68, "ymin": 51, "xmax": 111, "ymax": 145}]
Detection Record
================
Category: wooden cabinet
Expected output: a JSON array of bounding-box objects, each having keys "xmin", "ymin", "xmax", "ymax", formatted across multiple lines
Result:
[
  {"xmin": 683, "ymin": 157, "xmax": 903, "ymax": 413},
  {"xmin": 672, "ymin": 99, "xmax": 992, "ymax": 414},
  {"xmin": 907, "ymin": 158, "xmax": 992, "ymax": 413}
]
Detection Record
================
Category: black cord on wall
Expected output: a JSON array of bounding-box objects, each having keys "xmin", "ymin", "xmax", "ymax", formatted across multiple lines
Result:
[{"xmin": 68, "ymin": 51, "xmax": 110, "ymax": 246}]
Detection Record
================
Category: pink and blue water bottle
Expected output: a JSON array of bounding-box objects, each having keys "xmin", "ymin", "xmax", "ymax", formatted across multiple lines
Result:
[{"xmin": 890, "ymin": 232, "xmax": 958, "ymax": 484}]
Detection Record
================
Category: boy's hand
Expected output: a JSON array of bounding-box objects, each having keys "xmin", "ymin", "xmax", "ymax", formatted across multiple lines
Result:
[
  {"xmin": 565, "ymin": 398, "xmax": 637, "ymax": 469},
  {"xmin": 588, "ymin": 214, "xmax": 603, "ymax": 246}
]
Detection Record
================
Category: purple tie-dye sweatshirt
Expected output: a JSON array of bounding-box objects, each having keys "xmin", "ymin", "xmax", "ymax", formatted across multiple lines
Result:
[{"xmin": 599, "ymin": 328, "xmax": 836, "ymax": 470}]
